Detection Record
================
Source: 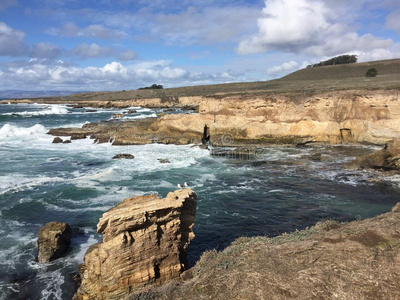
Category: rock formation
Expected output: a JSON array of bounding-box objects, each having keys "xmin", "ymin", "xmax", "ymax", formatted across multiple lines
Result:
[
  {"xmin": 347, "ymin": 140, "xmax": 400, "ymax": 171},
  {"xmin": 112, "ymin": 154, "xmax": 135, "ymax": 159},
  {"xmin": 37, "ymin": 222, "xmax": 72, "ymax": 263},
  {"xmin": 74, "ymin": 188, "xmax": 197, "ymax": 300},
  {"xmin": 46, "ymin": 90, "xmax": 400, "ymax": 147},
  {"xmin": 52, "ymin": 137, "xmax": 63, "ymax": 144}
]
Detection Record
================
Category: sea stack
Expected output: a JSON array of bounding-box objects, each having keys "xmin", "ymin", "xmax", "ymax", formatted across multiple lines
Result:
[
  {"xmin": 73, "ymin": 188, "xmax": 197, "ymax": 300},
  {"xmin": 37, "ymin": 222, "xmax": 72, "ymax": 263}
]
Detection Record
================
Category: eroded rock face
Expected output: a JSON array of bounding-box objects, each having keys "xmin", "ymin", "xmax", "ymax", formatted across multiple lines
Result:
[
  {"xmin": 74, "ymin": 188, "xmax": 197, "ymax": 300},
  {"xmin": 347, "ymin": 140, "xmax": 400, "ymax": 171},
  {"xmin": 37, "ymin": 222, "xmax": 72, "ymax": 263}
]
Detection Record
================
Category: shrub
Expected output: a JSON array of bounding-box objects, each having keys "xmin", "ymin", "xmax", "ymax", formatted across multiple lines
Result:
[
  {"xmin": 138, "ymin": 84, "xmax": 164, "ymax": 90},
  {"xmin": 307, "ymin": 55, "xmax": 358, "ymax": 68},
  {"xmin": 366, "ymin": 68, "xmax": 378, "ymax": 77}
]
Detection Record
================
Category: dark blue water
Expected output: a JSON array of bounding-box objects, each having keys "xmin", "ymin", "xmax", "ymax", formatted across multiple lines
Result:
[{"xmin": 0, "ymin": 103, "xmax": 399, "ymax": 299}]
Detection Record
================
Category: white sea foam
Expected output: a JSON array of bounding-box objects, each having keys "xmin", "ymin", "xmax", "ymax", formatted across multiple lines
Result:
[
  {"xmin": 74, "ymin": 233, "xmax": 99, "ymax": 263},
  {"xmin": 0, "ymin": 174, "xmax": 65, "ymax": 195},
  {"xmin": 37, "ymin": 269, "xmax": 64, "ymax": 300},
  {"xmin": 3, "ymin": 104, "xmax": 69, "ymax": 116},
  {"xmin": 0, "ymin": 124, "xmax": 47, "ymax": 140}
]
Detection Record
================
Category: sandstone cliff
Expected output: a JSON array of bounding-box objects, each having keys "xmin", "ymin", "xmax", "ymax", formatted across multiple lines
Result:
[
  {"xmin": 48, "ymin": 89, "xmax": 400, "ymax": 146},
  {"xmin": 74, "ymin": 188, "xmax": 197, "ymax": 300}
]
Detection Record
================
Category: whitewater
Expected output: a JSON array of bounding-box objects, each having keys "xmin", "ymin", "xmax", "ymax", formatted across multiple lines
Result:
[{"xmin": 0, "ymin": 103, "xmax": 399, "ymax": 299}]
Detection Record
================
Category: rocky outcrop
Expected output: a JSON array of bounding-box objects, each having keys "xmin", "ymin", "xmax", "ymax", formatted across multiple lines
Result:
[
  {"xmin": 71, "ymin": 133, "xmax": 87, "ymax": 140},
  {"xmin": 112, "ymin": 154, "xmax": 135, "ymax": 159},
  {"xmin": 37, "ymin": 222, "xmax": 72, "ymax": 263},
  {"xmin": 46, "ymin": 90, "xmax": 400, "ymax": 147},
  {"xmin": 347, "ymin": 140, "xmax": 400, "ymax": 171},
  {"xmin": 74, "ymin": 189, "xmax": 197, "ymax": 300}
]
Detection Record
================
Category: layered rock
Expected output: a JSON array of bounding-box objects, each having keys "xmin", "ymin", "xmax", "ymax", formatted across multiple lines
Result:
[
  {"xmin": 37, "ymin": 222, "xmax": 72, "ymax": 263},
  {"xmin": 74, "ymin": 189, "xmax": 197, "ymax": 300},
  {"xmin": 47, "ymin": 90, "xmax": 400, "ymax": 147},
  {"xmin": 347, "ymin": 140, "xmax": 400, "ymax": 171}
]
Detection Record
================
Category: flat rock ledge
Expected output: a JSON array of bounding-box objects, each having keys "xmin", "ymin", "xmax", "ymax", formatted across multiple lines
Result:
[
  {"xmin": 73, "ymin": 188, "xmax": 197, "ymax": 300},
  {"xmin": 37, "ymin": 222, "xmax": 72, "ymax": 263}
]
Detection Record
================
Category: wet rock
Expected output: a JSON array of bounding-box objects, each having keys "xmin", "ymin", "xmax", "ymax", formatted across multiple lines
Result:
[
  {"xmin": 37, "ymin": 222, "xmax": 72, "ymax": 263},
  {"xmin": 71, "ymin": 133, "xmax": 87, "ymax": 140},
  {"xmin": 52, "ymin": 137, "xmax": 63, "ymax": 144},
  {"xmin": 125, "ymin": 110, "xmax": 137, "ymax": 114},
  {"xmin": 112, "ymin": 154, "xmax": 135, "ymax": 159},
  {"xmin": 85, "ymin": 109, "xmax": 97, "ymax": 113},
  {"xmin": 310, "ymin": 153, "xmax": 322, "ymax": 161},
  {"xmin": 73, "ymin": 189, "xmax": 197, "ymax": 300},
  {"xmin": 347, "ymin": 140, "xmax": 400, "ymax": 171},
  {"xmin": 158, "ymin": 158, "xmax": 171, "ymax": 164},
  {"xmin": 112, "ymin": 113, "xmax": 124, "ymax": 119},
  {"xmin": 63, "ymin": 140, "xmax": 71, "ymax": 144}
]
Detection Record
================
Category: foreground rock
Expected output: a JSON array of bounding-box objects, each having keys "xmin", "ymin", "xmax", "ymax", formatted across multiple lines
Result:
[
  {"xmin": 74, "ymin": 189, "xmax": 197, "ymax": 300},
  {"xmin": 138, "ymin": 202, "xmax": 400, "ymax": 300},
  {"xmin": 347, "ymin": 140, "xmax": 400, "ymax": 171},
  {"xmin": 37, "ymin": 222, "xmax": 72, "ymax": 263},
  {"xmin": 112, "ymin": 154, "xmax": 135, "ymax": 159}
]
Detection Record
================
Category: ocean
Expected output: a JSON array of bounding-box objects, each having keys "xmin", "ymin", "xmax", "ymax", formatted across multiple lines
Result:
[{"xmin": 0, "ymin": 103, "xmax": 399, "ymax": 299}]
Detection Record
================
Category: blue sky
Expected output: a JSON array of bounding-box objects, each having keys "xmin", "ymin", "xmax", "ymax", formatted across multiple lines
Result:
[{"xmin": 0, "ymin": 0, "xmax": 399, "ymax": 91}]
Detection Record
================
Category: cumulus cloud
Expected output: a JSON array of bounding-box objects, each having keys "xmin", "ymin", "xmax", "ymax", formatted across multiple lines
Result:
[
  {"xmin": 267, "ymin": 61, "xmax": 299, "ymax": 76},
  {"xmin": 0, "ymin": 22, "xmax": 29, "ymax": 56},
  {"xmin": 69, "ymin": 43, "xmax": 113, "ymax": 59},
  {"xmin": 47, "ymin": 22, "xmax": 127, "ymax": 40},
  {"xmin": 31, "ymin": 42, "xmax": 61, "ymax": 59},
  {"xmin": 237, "ymin": 0, "xmax": 395, "ymax": 60},
  {"xmin": 0, "ymin": 59, "xmax": 246, "ymax": 90}
]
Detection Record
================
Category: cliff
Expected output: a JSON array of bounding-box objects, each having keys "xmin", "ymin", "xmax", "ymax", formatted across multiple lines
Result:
[
  {"xmin": 74, "ymin": 189, "xmax": 197, "ymax": 300},
  {"xmin": 48, "ymin": 89, "xmax": 400, "ymax": 146},
  {"xmin": 135, "ymin": 202, "xmax": 400, "ymax": 300}
]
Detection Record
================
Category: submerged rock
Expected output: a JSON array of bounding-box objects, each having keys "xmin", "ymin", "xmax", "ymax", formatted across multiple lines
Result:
[
  {"xmin": 158, "ymin": 158, "xmax": 171, "ymax": 164},
  {"xmin": 125, "ymin": 110, "xmax": 137, "ymax": 114},
  {"xmin": 63, "ymin": 140, "xmax": 71, "ymax": 144},
  {"xmin": 347, "ymin": 140, "xmax": 400, "ymax": 171},
  {"xmin": 71, "ymin": 133, "xmax": 87, "ymax": 140},
  {"xmin": 52, "ymin": 137, "xmax": 63, "ymax": 144},
  {"xmin": 112, "ymin": 113, "xmax": 124, "ymax": 119},
  {"xmin": 37, "ymin": 222, "xmax": 72, "ymax": 263},
  {"xmin": 73, "ymin": 189, "xmax": 197, "ymax": 300},
  {"xmin": 112, "ymin": 154, "xmax": 135, "ymax": 159}
]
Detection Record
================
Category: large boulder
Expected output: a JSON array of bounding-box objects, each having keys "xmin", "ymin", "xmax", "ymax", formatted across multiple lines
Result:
[
  {"xmin": 73, "ymin": 189, "xmax": 197, "ymax": 300},
  {"xmin": 52, "ymin": 137, "xmax": 63, "ymax": 144},
  {"xmin": 347, "ymin": 140, "xmax": 400, "ymax": 171},
  {"xmin": 37, "ymin": 222, "xmax": 72, "ymax": 263}
]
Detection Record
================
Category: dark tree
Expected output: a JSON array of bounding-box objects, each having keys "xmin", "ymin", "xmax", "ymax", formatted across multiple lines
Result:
[
  {"xmin": 366, "ymin": 68, "xmax": 378, "ymax": 77},
  {"xmin": 307, "ymin": 55, "xmax": 358, "ymax": 68},
  {"xmin": 138, "ymin": 84, "xmax": 164, "ymax": 90}
]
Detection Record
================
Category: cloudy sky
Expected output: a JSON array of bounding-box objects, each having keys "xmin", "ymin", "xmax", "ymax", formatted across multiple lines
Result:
[{"xmin": 0, "ymin": 0, "xmax": 399, "ymax": 91}]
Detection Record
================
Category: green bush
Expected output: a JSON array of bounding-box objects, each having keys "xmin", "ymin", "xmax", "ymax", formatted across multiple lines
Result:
[{"xmin": 366, "ymin": 68, "xmax": 378, "ymax": 77}]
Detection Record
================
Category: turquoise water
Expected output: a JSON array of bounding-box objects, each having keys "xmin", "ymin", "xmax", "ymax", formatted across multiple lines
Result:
[{"xmin": 0, "ymin": 102, "xmax": 399, "ymax": 299}]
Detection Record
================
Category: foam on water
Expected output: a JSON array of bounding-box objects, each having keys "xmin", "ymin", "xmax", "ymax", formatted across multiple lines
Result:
[
  {"xmin": 0, "ymin": 174, "xmax": 65, "ymax": 195},
  {"xmin": 2, "ymin": 104, "xmax": 69, "ymax": 116},
  {"xmin": 0, "ymin": 124, "xmax": 47, "ymax": 140}
]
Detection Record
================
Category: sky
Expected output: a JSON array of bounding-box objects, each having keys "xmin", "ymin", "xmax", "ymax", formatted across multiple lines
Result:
[{"xmin": 0, "ymin": 0, "xmax": 399, "ymax": 91}]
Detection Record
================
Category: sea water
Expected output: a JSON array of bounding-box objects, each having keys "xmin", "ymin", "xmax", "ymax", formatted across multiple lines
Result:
[{"xmin": 0, "ymin": 102, "xmax": 399, "ymax": 299}]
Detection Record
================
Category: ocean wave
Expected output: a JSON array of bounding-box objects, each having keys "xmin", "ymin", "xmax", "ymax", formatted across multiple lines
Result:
[
  {"xmin": 0, "ymin": 174, "xmax": 65, "ymax": 195},
  {"xmin": 2, "ymin": 105, "xmax": 69, "ymax": 116},
  {"xmin": 0, "ymin": 124, "xmax": 47, "ymax": 140}
]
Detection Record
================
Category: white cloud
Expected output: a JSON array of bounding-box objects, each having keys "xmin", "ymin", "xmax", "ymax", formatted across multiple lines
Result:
[
  {"xmin": 47, "ymin": 22, "xmax": 127, "ymax": 40},
  {"xmin": 69, "ymin": 43, "xmax": 113, "ymax": 59},
  {"xmin": 238, "ymin": 0, "xmax": 395, "ymax": 60},
  {"xmin": 386, "ymin": 10, "xmax": 400, "ymax": 35},
  {"xmin": 0, "ymin": 22, "xmax": 29, "ymax": 56},
  {"xmin": 118, "ymin": 50, "xmax": 137, "ymax": 61},
  {"xmin": 267, "ymin": 60, "xmax": 299, "ymax": 76},
  {"xmin": 0, "ymin": 59, "xmax": 248, "ymax": 91},
  {"xmin": 31, "ymin": 42, "xmax": 61, "ymax": 59}
]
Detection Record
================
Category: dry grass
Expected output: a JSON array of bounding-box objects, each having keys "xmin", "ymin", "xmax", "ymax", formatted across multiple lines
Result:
[{"xmin": 131, "ymin": 208, "xmax": 400, "ymax": 300}]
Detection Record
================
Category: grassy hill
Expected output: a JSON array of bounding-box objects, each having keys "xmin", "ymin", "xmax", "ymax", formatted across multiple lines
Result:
[{"xmin": 29, "ymin": 58, "xmax": 400, "ymax": 102}]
